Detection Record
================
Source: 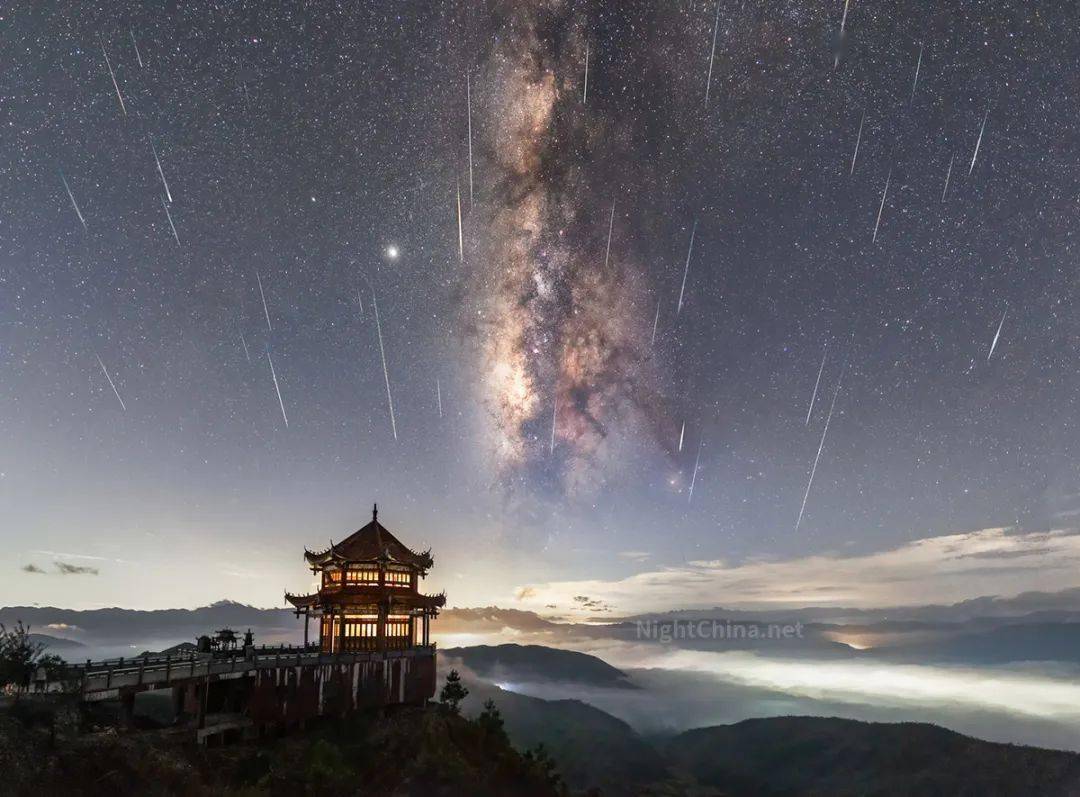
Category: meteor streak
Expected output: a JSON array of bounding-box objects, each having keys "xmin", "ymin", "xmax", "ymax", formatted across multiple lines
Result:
[
  {"xmin": 678, "ymin": 421, "xmax": 685, "ymax": 452},
  {"xmin": 372, "ymin": 292, "xmax": 397, "ymax": 441},
  {"xmin": 941, "ymin": 153, "xmax": 954, "ymax": 202},
  {"xmin": 910, "ymin": 43, "xmax": 923, "ymax": 103},
  {"xmin": 239, "ymin": 331, "xmax": 251, "ymax": 363},
  {"xmin": 161, "ymin": 197, "xmax": 180, "ymax": 245},
  {"xmin": 969, "ymin": 107, "xmax": 989, "ymax": 175},
  {"xmin": 550, "ymin": 394, "xmax": 558, "ymax": 455},
  {"xmin": 466, "ymin": 72, "xmax": 475, "ymax": 205},
  {"xmin": 150, "ymin": 138, "xmax": 173, "ymax": 203},
  {"xmin": 850, "ymin": 112, "xmax": 864, "ymax": 175},
  {"xmin": 795, "ymin": 345, "xmax": 850, "ymax": 532},
  {"xmin": 102, "ymin": 43, "xmax": 126, "ymax": 116},
  {"xmin": 437, "ymin": 378, "xmax": 444, "ymax": 419},
  {"xmin": 688, "ymin": 436, "xmax": 704, "ymax": 503},
  {"xmin": 456, "ymin": 178, "xmax": 464, "ymax": 262},
  {"xmin": 583, "ymin": 41, "xmax": 589, "ymax": 103},
  {"xmin": 59, "ymin": 171, "xmax": 87, "ymax": 230},
  {"xmin": 266, "ymin": 349, "xmax": 288, "ymax": 428},
  {"xmin": 603, "ymin": 199, "xmax": 615, "ymax": 270},
  {"xmin": 805, "ymin": 346, "xmax": 827, "ymax": 426},
  {"xmin": 130, "ymin": 27, "xmax": 143, "ymax": 68},
  {"xmin": 987, "ymin": 303, "xmax": 1008, "ymax": 361},
  {"xmin": 651, "ymin": 300, "xmax": 661, "ymax": 346},
  {"xmin": 256, "ymin": 271, "xmax": 272, "ymax": 333},
  {"xmin": 872, "ymin": 169, "xmax": 891, "ymax": 243},
  {"xmin": 676, "ymin": 220, "xmax": 697, "ymax": 315},
  {"xmin": 95, "ymin": 354, "xmax": 126, "ymax": 411},
  {"xmin": 704, "ymin": 0, "xmax": 720, "ymax": 106}
]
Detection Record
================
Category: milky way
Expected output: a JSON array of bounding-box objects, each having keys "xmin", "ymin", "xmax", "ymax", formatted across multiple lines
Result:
[{"xmin": 466, "ymin": 0, "xmax": 673, "ymax": 493}]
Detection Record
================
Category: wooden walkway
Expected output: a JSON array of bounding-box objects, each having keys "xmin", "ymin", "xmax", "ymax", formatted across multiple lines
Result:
[{"xmin": 65, "ymin": 644, "xmax": 436, "ymax": 701}]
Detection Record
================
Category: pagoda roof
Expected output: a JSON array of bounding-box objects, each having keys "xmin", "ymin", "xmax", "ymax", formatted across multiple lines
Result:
[{"xmin": 304, "ymin": 505, "xmax": 434, "ymax": 572}]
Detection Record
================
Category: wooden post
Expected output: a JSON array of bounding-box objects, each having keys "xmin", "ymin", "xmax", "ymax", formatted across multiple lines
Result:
[
  {"xmin": 376, "ymin": 604, "xmax": 387, "ymax": 653},
  {"xmin": 119, "ymin": 690, "xmax": 136, "ymax": 728},
  {"xmin": 338, "ymin": 607, "xmax": 346, "ymax": 655},
  {"xmin": 196, "ymin": 682, "xmax": 207, "ymax": 730},
  {"xmin": 303, "ymin": 612, "xmax": 309, "ymax": 648}
]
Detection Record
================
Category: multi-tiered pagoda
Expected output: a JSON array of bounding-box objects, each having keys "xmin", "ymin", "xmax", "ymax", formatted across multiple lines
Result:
[{"xmin": 285, "ymin": 505, "xmax": 445, "ymax": 653}]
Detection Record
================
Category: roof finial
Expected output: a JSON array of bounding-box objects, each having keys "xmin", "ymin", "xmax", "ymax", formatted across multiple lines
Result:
[{"xmin": 373, "ymin": 503, "xmax": 378, "ymax": 522}]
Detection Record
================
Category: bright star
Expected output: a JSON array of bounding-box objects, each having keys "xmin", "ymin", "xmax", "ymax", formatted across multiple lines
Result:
[{"xmin": 386, "ymin": 245, "xmax": 399, "ymax": 259}]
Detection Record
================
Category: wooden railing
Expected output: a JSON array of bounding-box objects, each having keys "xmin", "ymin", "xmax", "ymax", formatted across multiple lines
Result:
[{"xmin": 66, "ymin": 643, "xmax": 436, "ymax": 697}]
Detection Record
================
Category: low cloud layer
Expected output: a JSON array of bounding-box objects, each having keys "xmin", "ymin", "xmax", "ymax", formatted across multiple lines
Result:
[{"xmin": 515, "ymin": 527, "xmax": 1080, "ymax": 616}]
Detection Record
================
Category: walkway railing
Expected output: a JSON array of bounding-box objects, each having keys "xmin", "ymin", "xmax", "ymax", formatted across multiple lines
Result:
[{"xmin": 66, "ymin": 643, "xmax": 436, "ymax": 697}]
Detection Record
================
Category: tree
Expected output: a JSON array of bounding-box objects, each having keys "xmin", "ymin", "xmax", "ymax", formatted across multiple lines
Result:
[
  {"xmin": 438, "ymin": 669, "xmax": 468, "ymax": 714},
  {"xmin": 476, "ymin": 698, "xmax": 508, "ymax": 745},
  {"xmin": 0, "ymin": 622, "xmax": 47, "ymax": 693},
  {"xmin": 523, "ymin": 743, "xmax": 563, "ymax": 791}
]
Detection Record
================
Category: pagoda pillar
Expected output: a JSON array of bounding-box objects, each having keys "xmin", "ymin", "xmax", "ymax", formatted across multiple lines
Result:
[{"xmin": 376, "ymin": 603, "xmax": 387, "ymax": 653}]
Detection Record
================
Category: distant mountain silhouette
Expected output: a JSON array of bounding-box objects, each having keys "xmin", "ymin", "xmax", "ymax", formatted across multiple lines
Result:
[
  {"xmin": 667, "ymin": 716, "xmax": 1080, "ymax": 796},
  {"xmin": 445, "ymin": 643, "xmax": 637, "ymax": 688}
]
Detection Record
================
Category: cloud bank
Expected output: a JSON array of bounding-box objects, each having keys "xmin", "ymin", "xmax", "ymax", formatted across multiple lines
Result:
[{"xmin": 514, "ymin": 527, "xmax": 1080, "ymax": 616}]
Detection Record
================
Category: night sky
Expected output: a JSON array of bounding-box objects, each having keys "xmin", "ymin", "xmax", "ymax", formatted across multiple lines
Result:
[{"xmin": 4, "ymin": 1, "xmax": 1080, "ymax": 610}]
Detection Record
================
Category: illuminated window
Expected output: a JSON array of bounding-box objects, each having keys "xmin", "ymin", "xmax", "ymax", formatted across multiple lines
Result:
[
  {"xmin": 343, "ymin": 614, "xmax": 379, "ymax": 638},
  {"xmin": 345, "ymin": 567, "xmax": 380, "ymax": 585},
  {"xmin": 385, "ymin": 569, "xmax": 411, "ymax": 587},
  {"xmin": 324, "ymin": 570, "xmax": 342, "ymax": 587}
]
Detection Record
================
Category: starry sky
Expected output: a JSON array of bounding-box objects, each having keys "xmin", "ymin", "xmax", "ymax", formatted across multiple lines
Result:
[{"xmin": 3, "ymin": 0, "xmax": 1080, "ymax": 611}]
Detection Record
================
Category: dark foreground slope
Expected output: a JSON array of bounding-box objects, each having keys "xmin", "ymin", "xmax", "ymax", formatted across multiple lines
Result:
[
  {"xmin": 460, "ymin": 679, "xmax": 670, "ymax": 794},
  {"xmin": 667, "ymin": 716, "xmax": 1080, "ymax": 796},
  {"xmin": 0, "ymin": 702, "xmax": 565, "ymax": 797}
]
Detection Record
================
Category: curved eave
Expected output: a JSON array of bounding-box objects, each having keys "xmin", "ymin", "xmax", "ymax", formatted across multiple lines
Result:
[{"xmin": 285, "ymin": 592, "xmax": 319, "ymax": 609}]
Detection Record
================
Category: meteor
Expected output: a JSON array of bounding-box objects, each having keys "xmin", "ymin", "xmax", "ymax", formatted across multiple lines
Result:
[
  {"xmin": 795, "ymin": 345, "xmax": 851, "ymax": 532},
  {"xmin": 161, "ymin": 197, "xmax": 180, "ymax": 245},
  {"xmin": 150, "ymin": 138, "xmax": 173, "ymax": 203},
  {"xmin": 130, "ymin": 27, "xmax": 144, "ymax": 68},
  {"xmin": 466, "ymin": 72, "xmax": 474, "ymax": 205},
  {"xmin": 437, "ymin": 378, "xmax": 444, "ymax": 419},
  {"xmin": 102, "ymin": 43, "xmax": 127, "ymax": 116},
  {"xmin": 651, "ymin": 300, "xmax": 661, "ymax": 346},
  {"xmin": 688, "ymin": 437, "xmax": 704, "ymax": 503},
  {"xmin": 987, "ymin": 303, "xmax": 1008, "ymax": 361},
  {"xmin": 456, "ymin": 178, "xmax": 464, "ymax": 262},
  {"xmin": 603, "ymin": 199, "xmax": 615, "ymax": 270},
  {"xmin": 95, "ymin": 354, "xmax": 126, "ymax": 411},
  {"xmin": 910, "ymin": 43, "xmax": 923, "ymax": 103},
  {"xmin": 372, "ymin": 291, "xmax": 397, "ymax": 441},
  {"xmin": 704, "ymin": 0, "xmax": 721, "ymax": 106},
  {"xmin": 583, "ymin": 41, "xmax": 589, "ymax": 104},
  {"xmin": 969, "ymin": 106, "xmax": 989, "ymax": 175},
  {"xmin": 59, "ymin": 170, "xmax": 87, "ymax": 230},
  {"xmin": 872, "ymin": 169, "xmax": 891, "ymax": 243},
  {"xmin": 676, "ymin": 220, "xmax": 697, "ymax": 315},
  {"xmin": 256, "ymin": 271, "xmax": 272, "ymax": 333},
  {"xmin": 550, "ymin": 394, "xmax": 558, "ymax": 455},
  {"xmin": 266, "ymin": 349, "xmax": 289, "ymax": 428},
  {"xmin": 678, "ymin": 421, "xmax": 686, "ymax": 452},
  {"xmin": 850, "ymin": 112, "xmax": 864, "ymax": 175},
  {"xmin": 805, "ymin": 346, "xmax": 827, "ymax": 426},
  {"xmin": 941, "ymin": 153, "xmax": 954, "ymax": 202},
  {"xmin": 239, "ymin": 330, "xmax": 251, "ymax": 363}
]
